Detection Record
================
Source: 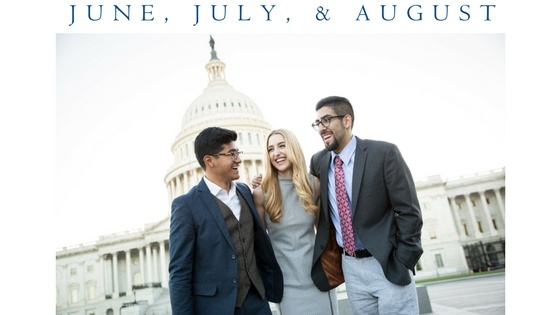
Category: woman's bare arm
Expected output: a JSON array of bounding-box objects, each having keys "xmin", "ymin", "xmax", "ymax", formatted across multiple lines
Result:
[{"xmin": 252, "ymin": 186, "xmax": 267, "ymax": 228}]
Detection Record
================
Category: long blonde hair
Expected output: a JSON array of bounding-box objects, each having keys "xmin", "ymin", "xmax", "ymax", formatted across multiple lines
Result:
[{"xmin": 261, "ymin": 129, "xmax": 318, "ymax": 223}]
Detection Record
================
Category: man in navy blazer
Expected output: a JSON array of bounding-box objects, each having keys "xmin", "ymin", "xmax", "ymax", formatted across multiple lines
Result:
[
  {"xmin": 169, "ymin": 127, "xmax": 283, "ymax": 315},
  {"xmin": 309, "ymin": 96, "xmax": 423, "ymax": 315}
]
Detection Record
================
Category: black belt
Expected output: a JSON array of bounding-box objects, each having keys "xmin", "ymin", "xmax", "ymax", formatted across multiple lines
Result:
[{"xmin": 344, "ymin": 249, "xmax": 372, "ymax": 258}]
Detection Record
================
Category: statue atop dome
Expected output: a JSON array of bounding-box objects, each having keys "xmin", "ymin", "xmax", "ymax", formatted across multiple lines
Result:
[{"xmin": 209, "ymin": 35, "xmax": 218, "ymax": 60}]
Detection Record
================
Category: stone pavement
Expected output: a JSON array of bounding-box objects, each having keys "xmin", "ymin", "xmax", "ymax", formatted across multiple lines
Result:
[
  {"xmin": 337, "ymin": 272, "xmax": 505, "ymax": 315},
  {"xmin": 338, "ymin": 298, "xmax": 481, "ymax": 315},
  {"xmin": 272, "ymin": 272, "xmax": 505, "ymax": 315},
  {"xmin": 428, "ymin": 303, "xmax": 481, "ymax": 315}
]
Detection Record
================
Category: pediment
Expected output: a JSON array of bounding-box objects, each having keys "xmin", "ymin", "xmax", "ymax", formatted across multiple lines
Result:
[{"xmin": 144, "ymin": 215, "xmax": 170, "ymax": 234}]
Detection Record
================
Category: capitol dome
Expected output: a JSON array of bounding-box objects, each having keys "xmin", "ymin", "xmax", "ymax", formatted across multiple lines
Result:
[{"xmin": 164, "ymin": 36, "xmax": 272, "ymax": 204}]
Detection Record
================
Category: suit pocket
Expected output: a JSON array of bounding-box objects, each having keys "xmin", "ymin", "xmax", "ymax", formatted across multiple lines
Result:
[
  {"xmin": 193, "ymin": 283, "xmax": 217, "ymax": 297},
  {"xmin": 386, "ymin": 249, "xmax": 412, "ymax": 286}
]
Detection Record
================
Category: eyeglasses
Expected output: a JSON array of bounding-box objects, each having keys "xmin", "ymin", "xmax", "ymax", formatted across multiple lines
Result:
[
  {"xmin": 212, "ymin": 150, "xmax": 243, "ymax": 160},
  {"xmin": 311, "ymin": 115, "xmax": 346, "ymax": 130}
]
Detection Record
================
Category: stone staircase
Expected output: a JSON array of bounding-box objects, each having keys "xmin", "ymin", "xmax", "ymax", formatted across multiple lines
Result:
[{"xmin": 141, "ymin": 288, "xmax": 171, "ymax": 315}]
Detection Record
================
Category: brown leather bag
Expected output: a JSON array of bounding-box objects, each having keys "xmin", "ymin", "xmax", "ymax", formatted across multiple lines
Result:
[{"xmin": 320, "ymin": 221, "xmax": 344, "ymax": 288}]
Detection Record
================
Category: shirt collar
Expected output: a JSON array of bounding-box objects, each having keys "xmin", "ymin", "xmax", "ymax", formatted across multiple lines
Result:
[
  {"xmin": 204, "ymin": 176, "xmax": 237, "ymax": 196},
  {"xmin": 331, "ymin": 135, "xmax": 357, "ymax": 166}
]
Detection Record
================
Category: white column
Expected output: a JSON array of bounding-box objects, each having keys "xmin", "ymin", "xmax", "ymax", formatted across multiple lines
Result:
[
  {"xmin": 177, "ymin": 176, "xmax": 183, "ymax": 196},
  {"xmin": 449, "ymin": 196, "xmax": 465, "ymax": 238},
  {"xmin": 167, "ymin": 181, "xmax": 173, "ymax": 208},
  {"xmin": 185, "ymin": 170, "xmax": 191, "ymax": 190},
  {"xmin": 493, "ymin": 188, "xmax": 505, "ymax": 223},
  {"xmin": 125, "ymin": 249, "xmax": 133, "ymax": 295},
  {"xmin": 139, "ymin": 248, "xmax": 145, "ymax": 285},
  {"xmin": 171, "ymin": 178, "xmax": 177, "ymax": 201},
  {"xmin": 112, "ymin": 252, "xmax": 119, "ymax": 298},
  {"xmin": 243, "ymin": 161, "xmax": 249, "ymax": 184},
  {"xmin": 100, "ymin": 255, "xmax": 107, "ymax": 297},
  {"xmin": 159, "ymin": 241, "xmax": 168, "ymax": 288},
  {"xmin": 174, "ymin": 177, "xmax": 180, "ymax": 198},
  {"xmin": 80, "ymin": 262, "xmax": 86, "ymax": 301},
  {"xmin": 195, "ymin": 168, "xmax": 201, "ymax": 184},
  {"xmin": 479, "ymin": 191, "xmax": 498, "ymax": 236},
  {"xmin": 465, "ymin": 194, "xmax": 483, "ymax": 238},
  {"xmin": 145, "ymin": 244, "xmax": 153, "ymax": 285},
  {"xmin": 251, "ymin": 159, "xmax": 258, "ymax": 177},
  {"xmin": 152, "ymin": 246, "xmax": 159, "ymax": 283}
]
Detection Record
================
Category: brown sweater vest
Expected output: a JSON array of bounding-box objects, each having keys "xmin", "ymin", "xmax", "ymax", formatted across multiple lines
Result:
[{"xmin": 214, "ymin": 192, "xmax": 265, "ymax": 307}]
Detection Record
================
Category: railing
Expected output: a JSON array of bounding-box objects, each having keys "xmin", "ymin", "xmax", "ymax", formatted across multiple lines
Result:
[
  {"xmin": 122, "ymin": 300, "xmax": 148, "ymax": 307},
  {"xmin": 104, "ymin": 283, "xmax": 164, "ymax": 300},
  {"xmin": 132, "ymin": 283, "xmax": 162, "ymax": 290}
]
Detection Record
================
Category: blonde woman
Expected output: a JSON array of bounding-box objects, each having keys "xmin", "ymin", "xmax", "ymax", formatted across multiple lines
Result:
[{"xmin": 253, "ymin": 129, "xmax": 338, "ymax": 315}]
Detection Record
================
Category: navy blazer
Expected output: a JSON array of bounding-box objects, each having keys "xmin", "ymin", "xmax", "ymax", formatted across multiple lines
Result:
[
  {"xmin": 168, "ymin": 179, "xmax": 283, "ymax": 315},
  {"xmin": 311, "ymin": 137, "xmax": 423, "ymax": 288}
]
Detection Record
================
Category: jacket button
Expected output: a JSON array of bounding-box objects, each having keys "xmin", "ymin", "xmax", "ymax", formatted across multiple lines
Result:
[
  {"xmin": 232, "ymin": 279, "xmax": 237, "ymax": 284},
  {"xmin": 231, "ymin": 255, "xmax": 236, "ymax": 259}
]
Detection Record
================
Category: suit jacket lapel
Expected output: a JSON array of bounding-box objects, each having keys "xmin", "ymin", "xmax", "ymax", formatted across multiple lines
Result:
[
  {"xmin": 320, "ymin": 152, "xmax": 332, "ymax": 223},
  {"xmin": 352, "ymin": 137, "xmax": 368, "ymax": 216},
  {"xmin": 197, "ymin": 179, "xmax": 235, "ymax": 250}
]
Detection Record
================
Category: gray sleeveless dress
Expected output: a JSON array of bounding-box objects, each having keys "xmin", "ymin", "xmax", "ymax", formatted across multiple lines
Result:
[{"xmin": 266, "ymin": 177, "xmax": 338, "ymax": 315}]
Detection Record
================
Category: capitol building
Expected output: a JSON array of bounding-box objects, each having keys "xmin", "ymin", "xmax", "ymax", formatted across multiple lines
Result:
[{"xmin": 56, "ymin": 37, "xmax": 505, "ymax": 315}]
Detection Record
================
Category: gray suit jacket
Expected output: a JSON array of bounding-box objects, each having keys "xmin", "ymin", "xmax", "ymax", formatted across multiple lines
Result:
[{"xmin": 311, "ymin": 137, "xmax": 423, "ymax": 288}]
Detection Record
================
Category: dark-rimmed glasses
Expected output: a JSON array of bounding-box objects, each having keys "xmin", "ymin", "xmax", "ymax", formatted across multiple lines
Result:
[
  {"xmin": 212, "ymin": 150, "xmax": 243, "ymax": 160},
  {"xmin": 311, "ymin": 115, "xmax": 345, "ymax": 130}
]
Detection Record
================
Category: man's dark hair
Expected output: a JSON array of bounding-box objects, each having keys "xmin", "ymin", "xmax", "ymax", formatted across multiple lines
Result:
[
  {"xmin": 194, "ymin": 127, "xmax": 238, "ymax": 170},
  {"xmin": 315, "ymin": 96, "xmax": 355, "ymax": 128}
]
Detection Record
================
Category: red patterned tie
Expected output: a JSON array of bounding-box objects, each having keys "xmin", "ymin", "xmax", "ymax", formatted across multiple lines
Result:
[{"xmin": 334, "ymin": 156, "xmax": 355, "ymax": 256}]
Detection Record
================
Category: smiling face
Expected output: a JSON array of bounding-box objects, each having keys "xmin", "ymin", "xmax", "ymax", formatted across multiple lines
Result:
[
  {"xmin": 205, "ymin": 142, "xmax": 242, "ymax": 189},
  {"xmin": 267, "ymin": 133, "xmax": 293, "ymax": 178},
  {"xmin": 315, "ymin": 106, "xmax": 351, "ymax": 154}
]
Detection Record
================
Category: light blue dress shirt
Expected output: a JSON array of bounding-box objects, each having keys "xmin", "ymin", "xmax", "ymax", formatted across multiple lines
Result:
[{"xmin": 327, "ymin": 135, "xmax": 365, "ymax": 250}]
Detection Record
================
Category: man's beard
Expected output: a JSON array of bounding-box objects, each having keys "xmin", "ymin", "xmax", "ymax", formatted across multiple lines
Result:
[{"xmin": 324, "ymin": 137, "xmax": 339, "ymax": 152}]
